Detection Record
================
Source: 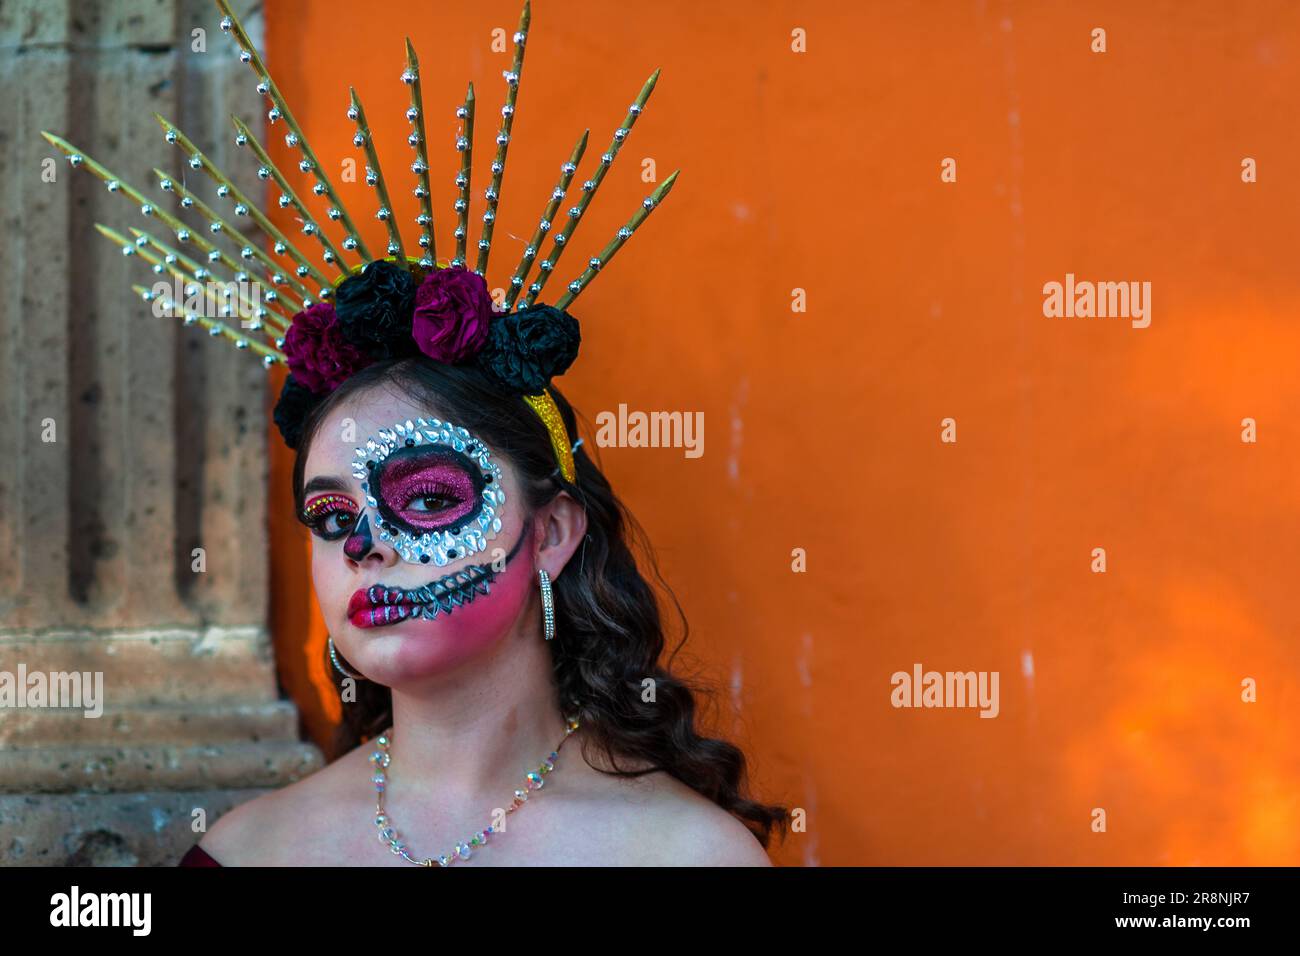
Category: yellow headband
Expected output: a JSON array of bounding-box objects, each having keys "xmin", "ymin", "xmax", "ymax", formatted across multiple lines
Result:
[{"xmin": 522, "ymin": 390, "xmax": 576, "ymax": 484}]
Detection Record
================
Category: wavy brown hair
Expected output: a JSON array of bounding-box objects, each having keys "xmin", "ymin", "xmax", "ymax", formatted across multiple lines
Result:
[{"xmin": 290, "ymin": 355, "xmax": 789, "ymax": 849}]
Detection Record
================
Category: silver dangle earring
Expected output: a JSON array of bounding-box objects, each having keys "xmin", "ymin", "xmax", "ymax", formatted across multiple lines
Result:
[
  {"xmin": 538, "ymin": 568, "xmax": 555, "ymax": 641},
  {"xmin": 328, "ymin": 636, "xmax": 369, "ymax": 681}
]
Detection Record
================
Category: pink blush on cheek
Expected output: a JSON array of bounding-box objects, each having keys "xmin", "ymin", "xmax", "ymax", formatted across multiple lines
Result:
[{"xmin": 388, "ymin": 554, "xmax": 536, "ymax": 672}]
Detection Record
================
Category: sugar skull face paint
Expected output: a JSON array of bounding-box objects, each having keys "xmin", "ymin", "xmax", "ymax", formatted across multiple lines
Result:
[
  {"xmin": 350, "ymin": 416, "xmax": 505, "ymax": 566},
  {"xmin": 347, "ymin": 524, "xmax": 529, "ymax": 629}
]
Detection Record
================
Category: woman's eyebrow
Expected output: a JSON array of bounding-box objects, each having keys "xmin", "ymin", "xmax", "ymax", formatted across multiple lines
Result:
[{"xmin": 303, "ymin": 475, "xmax": 353, "ymax": 496}]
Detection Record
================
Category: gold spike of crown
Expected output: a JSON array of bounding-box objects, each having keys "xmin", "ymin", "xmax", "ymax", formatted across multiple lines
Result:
[{"xmin": 39, "ymin": 0, "xmax": 681, "ymax": 484}]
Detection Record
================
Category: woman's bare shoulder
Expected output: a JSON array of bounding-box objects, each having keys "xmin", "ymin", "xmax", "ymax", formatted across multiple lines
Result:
[
  {"xmin": 559, "ymin": 755, "xmax": 773, "ymax": 866},
  {"xmin": 197, "ymin": 743, "xmax": 368, "ymax": 865}
]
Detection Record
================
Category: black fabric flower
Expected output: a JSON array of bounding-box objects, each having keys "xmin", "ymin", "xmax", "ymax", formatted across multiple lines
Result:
[
  {"xmin": 333, "ymin": 260, "xmax": 420, "ymax": 360},
  {"xmin": 475, "ymin": 304, "xmax": 581, "ymax": 394},
  {"xmin": 273, "ymin": 374, "xmax": 326, "ymax": 450}
]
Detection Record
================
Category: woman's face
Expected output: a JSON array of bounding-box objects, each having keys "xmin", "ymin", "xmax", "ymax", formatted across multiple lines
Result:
[{"xmin": 300, "ymin": 386, "xmax": 539, "ymax": 685}]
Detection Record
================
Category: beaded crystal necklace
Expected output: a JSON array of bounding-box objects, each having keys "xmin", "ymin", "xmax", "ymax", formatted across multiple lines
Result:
[{"xmin": 370, "ymin": 714, "xmax": 580, "ymax": 866}]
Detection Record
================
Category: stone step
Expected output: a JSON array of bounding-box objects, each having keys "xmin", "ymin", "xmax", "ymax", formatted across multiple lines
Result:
[
  {"xmin": 0, "ymin": 739, "xmax": 324, "ymax": 794},
  {"xmin": 0, "ymin": 627, "xmax": 282, "ymax": 706},
  {"xmin": 0, "ymin": 700, "xmax": 304, "ymax": 747}
]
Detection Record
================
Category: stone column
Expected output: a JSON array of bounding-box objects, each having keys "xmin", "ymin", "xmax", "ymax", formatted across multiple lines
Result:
[{"xmin": 0, "ymin": 0, "xmax": 322, "ymax": 866}]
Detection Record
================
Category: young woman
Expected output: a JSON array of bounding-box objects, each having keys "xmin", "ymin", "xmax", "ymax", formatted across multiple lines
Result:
[{"xmin": 180, "ymin": 347, "xmax": 788, "ymax": 866}]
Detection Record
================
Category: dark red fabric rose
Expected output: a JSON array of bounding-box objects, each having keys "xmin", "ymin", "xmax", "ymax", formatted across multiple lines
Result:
[
  {"xmin": 282, "ymin": 301, "xmax": 373, "ymax": 393},
  {"xmin": 411, "ymin": 265, "xmax": 493, "ymax": 363}
]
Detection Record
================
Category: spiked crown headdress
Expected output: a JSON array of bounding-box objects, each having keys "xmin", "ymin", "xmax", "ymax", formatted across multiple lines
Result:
[{"xmin": 41, "ymin": 0, "xmax": 679, "ymax": 485}]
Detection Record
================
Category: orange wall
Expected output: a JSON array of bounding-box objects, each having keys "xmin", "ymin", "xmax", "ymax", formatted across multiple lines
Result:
[{"xmin": 266, "ymin": 0, "xmax": 1300, "ymax": 865}]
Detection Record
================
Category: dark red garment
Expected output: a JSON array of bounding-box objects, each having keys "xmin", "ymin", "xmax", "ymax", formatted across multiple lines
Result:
[{"xmin": 178, "ymin": 843, "xmax": 223, "ymax": 867}]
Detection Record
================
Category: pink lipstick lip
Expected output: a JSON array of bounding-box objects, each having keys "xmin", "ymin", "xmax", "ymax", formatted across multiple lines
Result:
[{"xmin": 350, "ymin": 601, "xmax": 419, "ymax": 629}]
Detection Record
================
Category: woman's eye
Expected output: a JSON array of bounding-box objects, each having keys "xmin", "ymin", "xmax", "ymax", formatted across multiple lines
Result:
[
  {"xmin": 311, "ymin": 510, "xmax": 355, "ymax": 540},
  {"xmin": 408, "ymin": 494, "xmax": 457, "ymax": 513}
]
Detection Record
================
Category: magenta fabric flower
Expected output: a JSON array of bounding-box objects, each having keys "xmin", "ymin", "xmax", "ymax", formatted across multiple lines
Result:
[
  {"xmin": 282, "ymin": 301, "xmax": 374, "ymax": 394},
  {"xmin": 411, "ymin": 265, "xmax": 493, "ymax": 363}
]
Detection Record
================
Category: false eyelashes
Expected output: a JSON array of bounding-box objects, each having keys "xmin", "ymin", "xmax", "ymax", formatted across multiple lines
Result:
[{"xmin": 300, "ymin": 492, "xmax": 358, "ymax": 541}]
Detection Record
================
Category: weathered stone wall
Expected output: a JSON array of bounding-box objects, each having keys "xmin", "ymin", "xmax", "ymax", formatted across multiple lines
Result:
[{"xmin": 0, "ymin": 0, "xmax": 322, "ymax": 867}]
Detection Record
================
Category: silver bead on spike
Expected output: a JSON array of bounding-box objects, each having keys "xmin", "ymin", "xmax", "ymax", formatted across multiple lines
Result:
[
  {"xmin": 554, "ymin": 233, "xmax": 566, "ymax": 245},
  {"xmin": 561, "ymin": 162, "xmax": 576, "ymax": 174},
  {"xmin": 274, "ymin": 241, "xmax": 287, "ymax": 254},
  {"xmin": 495, "ymin": 133, "xmax": 509, "ymax": 146},
  {"xmin": 219, "ymin": 15, "xmax": 232, "ymax": 31},
  {"xmin": 68, "ymin": 154, "xmax": 83, "ymax": 167},
  {"xmin": 411, "ymin": 160, "xmax": 427, "ymax": 174},
  {"xmin": 568, "ymin": 280, "xmax": 582, "ymax": 293},
  {"xmin": 455, "ymin": 137, "xmax": 468, "ymax": 152},
  {"xmin": 415, "ymin": 213, "xmax": 431, "ymax": 226},
  {"xmin": 256, "ymin": 82, "xmax": 269, "ymax": 95},
  {"xmin": 165, "ymin": 130, "xmax": 178, "ymax": 144},
  {"xmin": 216, "ymin": 184, "xmax": 229, "ymax": 197},
  {"xmin": 629, "ymin": 103, "xmax": 642, "ymax": 114},
  {"xmin": 277, "ymin": 194, "xmax": 291, "ymax": 208},
  {"xmin": 503, "ymin": 71, "xmax": 519, "ymax": 86},
  {"xmin": 285, "ymin": 132, "xmax": 299, "ymax": 147},
  {"xmin": 188, "ymin": 154, "xmax": 202, "ymax": 169},
  {"xmin": 234, "ymin": 133, "xmax": 248, "ymax": 146},
  {"xmin": 239, "ymin": 51, "xmax": 251, "ymax": 63},
  {"xmin": 582, "ymin": 180, "xmax": 595, "ymax": 191},
  {"xmin": 298, "ymin": 159, "xmax": 313, "ymax": 172},
  {"xmin": 105, "ymin": 179, "xmax": 119, "ymax": 192},
  {"xmin": 160, "ymin": 178, "xmax": 174, "ymax": 191},
  {"xmin": 180, "ymin": 197, "xmax": 193, "ymax": 208},
  {"xmin": 618, "ymin": 226, "xmax": 633, "ymax": 239},
  {"xmin": 376, "ymin": 208, "xmax": 391, "ymax": 221},
  {"xmin": 234, "ymin": 203, "xmax": 248, "ymax": 215},
  {"xmin": 407, "ymin": 132, "xmax": 420, "ymax": 146},
  {"xmin": 614, "ymin": 129, "xmax": 628, "ymax": 142},
  {"xmin": 268, "ymin": 107, "xmax": 281, "ymax": 123},
  {"xmin": 257, "ymin": 167, "xmax": 270, "ymax": 179},
  {"xmin": 414, "ymin": 186, "xmax": 428, "ymax": 198},
  {"xmin": 353, "ymin": 132, "xmax": 365, "ymax": 147},
  {"xmin": 401, "ymin": 70, "xmax": 416, "ymax": 84},
  {"xmin": 343, "ymin": 237, "xmax": 358, "ymax": 250},
  {"xmin": 365, "ymin": 168, "xmax": 378, "ymax": 186},
  {"xmin": 406, "ymin": 106, "xmax": 419, "ymax": 121},
  {"xmin": 347, "ymin": 106, "xmax": 359, "ymax": 121},
  {"xmin": 588, "ymin": 257, "xmax": 602, "ymax": 270},
  {"xmin": 327, "ymin": 207, "xmax": 342, "ymax": 221},
  {"xmin": 313, "ymin": 183, "xmax": 327, "ymax": 195}
]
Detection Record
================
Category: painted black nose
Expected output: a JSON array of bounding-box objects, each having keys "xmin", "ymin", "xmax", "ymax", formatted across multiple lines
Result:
[{"xmin": 344, "ymin": 512, "xmax": 374, "ymax": 561}]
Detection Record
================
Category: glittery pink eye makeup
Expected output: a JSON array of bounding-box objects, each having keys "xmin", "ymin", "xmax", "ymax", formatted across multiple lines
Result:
[
  {"xmin": 300, "ymin": 493, "xmax": 359, "ymax": 541},
  {"xmin": 371, "ymin": 446, "xmax": 487, "ymax": 539}
]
